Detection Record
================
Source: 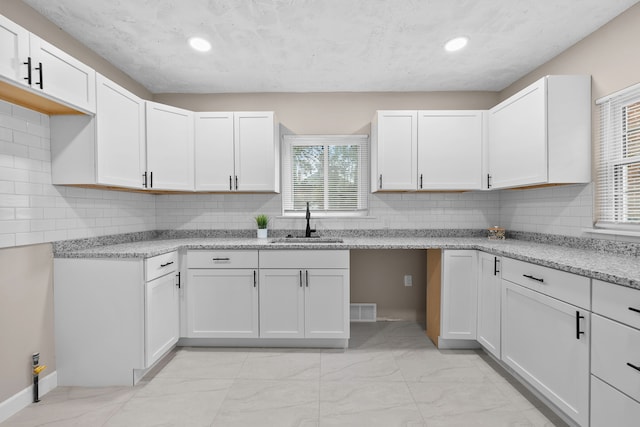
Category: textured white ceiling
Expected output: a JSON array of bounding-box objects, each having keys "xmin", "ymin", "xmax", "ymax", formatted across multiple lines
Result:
[{"xmin": 20, "ymin": 0, "xmax": 640, "ymax": 94}]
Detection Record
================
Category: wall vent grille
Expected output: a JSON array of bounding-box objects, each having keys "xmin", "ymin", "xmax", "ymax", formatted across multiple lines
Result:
[{"xmin": 350, "ymin": 303, "xmax": 377, "ymax": 322}]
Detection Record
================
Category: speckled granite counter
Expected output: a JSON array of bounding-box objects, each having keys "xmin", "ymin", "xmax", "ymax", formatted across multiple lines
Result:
[{"xmin": 53, "ymin": 234, "xmax": 640, "ymax": 290}]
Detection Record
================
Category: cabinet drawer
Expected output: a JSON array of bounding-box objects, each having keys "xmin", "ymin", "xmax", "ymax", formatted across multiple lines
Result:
[
  {"xmin": 145, "ymin": 251, "xmax": 177, "ymax": 281},
  {"xmin": 188, "ymin": 250, "xmax": 258, "ymax": 269},
  {"xmin": 591, "ymin": 375, "xmax": 640, "ymax": 427},
  {"xmin": 593, "ymin": 279, "xmax": 640, "ymax": 329},
  {"xmin": 592, "ymin": 314, "xmax": 640, "ymax": 403},
  {"xmin": 501, "ymin": 257, "xmax": 590, "ymax": 309},
  {"xmin": 259, "ymin": 250, "xmax": 349, "ymax": 269}
]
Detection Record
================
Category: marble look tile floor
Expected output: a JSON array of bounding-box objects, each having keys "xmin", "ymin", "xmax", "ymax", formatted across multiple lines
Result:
[{"xmin": 2, "ymin": 322, "xmax": 568, "ymax": 427}]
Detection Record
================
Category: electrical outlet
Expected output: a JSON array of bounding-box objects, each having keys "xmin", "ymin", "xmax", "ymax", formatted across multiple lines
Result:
[{"xmin": 404, "ymin": 274, "xmax": 412, "ymax": 287}]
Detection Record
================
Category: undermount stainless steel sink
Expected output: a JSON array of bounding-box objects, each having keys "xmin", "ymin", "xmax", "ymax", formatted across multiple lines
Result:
[{"xmin": 269, "ymin": 236, "xmax": 344, "ymax": 244}]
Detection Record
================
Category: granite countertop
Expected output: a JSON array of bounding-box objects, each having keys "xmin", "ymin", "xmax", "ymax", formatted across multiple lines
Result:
[{"xmin": 54, "ymin": 235, "xmax": 640, "ymax": 290}]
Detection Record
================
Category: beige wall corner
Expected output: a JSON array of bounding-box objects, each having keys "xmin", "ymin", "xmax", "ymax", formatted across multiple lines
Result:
[{"xmin": 0, "ymin": 243, "xmax": 55, "ymax": 403}]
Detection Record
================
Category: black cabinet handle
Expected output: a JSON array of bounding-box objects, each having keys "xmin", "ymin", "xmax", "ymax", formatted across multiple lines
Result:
[
  {"xmin": 627, "ymin": 362, "xmax": 640, "ymax": 372},
  {"xmin": 379, "ymin": 174, "xmax": 382, "ymax": 189},
  {"xmin": 305, "ymin": 270, "xmax": 309, "ymax": 287},
  {"xmin": 629, "ymin": 307, "xmax": 640, "ymax": 314},
  {"xmin": 420, "ymin": 174, "xmax": 423, "ymax": 189},
  {"xmin": 523, "ymin": 274, "xmax": 544, "ymax": 283},
  {"xmin": 212, "ymin": 257, "xmax": 230, "ymax": 261},
  {"xmin": 160, "ymin": 261, "xmax": 174, "ymax": 267},
  {"xmin": 576, "ymin": 311, "xmax": 585, "ymax": 340},
  {"xmin": 23, "ymin": 57, "xmax": 32, "ymax": 85},
  {"xmin": 493, "ymin": 257, "xmax": 500, "ymax": 276},
  {"xmin": 142, "ymin": 172, "xmax": 148, "ymax": 188},
  {"xmin": 487, "ymin": 173, "xmax": 492, "ymax": 189},
  {"xmin": 235, "ymin": 176, "xmax": 238, "ymax": 190},
  {"xmin": 150, "ymin": 171, "xmax": 153, "ymax": 188},
  {"xmin": 229, "ymin": 175, "xmax": 232, "ymax": 191},
  {"xmin": 176, "ymin": 272, "xmax": 181, "ymax": 289},
  {"xmin": 299, "ymin": 270, "xmax": 303, "ymax": 287},
  {"xmin": 253, "ymin": 270, "xmax": 256, "ymax": 288},
  {"xmin": 35, "ymin": 62, "xmax": 43, "ymax": 89}
]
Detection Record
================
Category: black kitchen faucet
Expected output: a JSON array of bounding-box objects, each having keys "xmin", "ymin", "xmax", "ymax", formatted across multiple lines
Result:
[{"xmin": 305, "ymin": 202, "xmax": 316, "ymax": 237}]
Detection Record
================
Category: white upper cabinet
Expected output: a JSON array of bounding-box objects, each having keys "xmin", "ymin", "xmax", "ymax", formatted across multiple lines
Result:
[
  {"xmin": 487, "ymin": 75, "xmax": 591, "ymax": 189},
  {"xmin": 371, "ymin": 110, "xmax": 418, "ymax": 191},
  {"xmin": 235, "ymin": 112, "xmax": 279, "ymax": 192},
  {"xmin": 0, "ymin": 15, "xmax": 95, "ymax": 114},
  {"xmin": 195, "ymin": 111, "xmax": 279, "ymax": 192},
  {"xmin": 195, "ymin": 112, "xmax": 235, "ymax": 191},
  {"xmin": 28, "ymin": 34, "xmax": 96, "ymax": 114},
  {"xmin": 95, "ymin": 74, "xmax": 146, "ymax": 188},
  {"xmin": 146, "ymin": 101, "xmax": 195, "ymax": 191},
  {"xmin": 0, "ymin": 15, "xmax": 29, "ymax": 85},
  {"xmin": 417, "ymin": 110, "xmax": 484, "ymax": 190},
  {"xmin": 50, "ymin": 74, "xmax": 146, "ymax": 189}
]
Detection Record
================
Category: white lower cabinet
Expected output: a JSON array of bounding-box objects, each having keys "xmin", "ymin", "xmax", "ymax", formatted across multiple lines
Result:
[
  {"xmin": 186, "ymin": 251, "xmax": 259, "ymax": 338},
  {"xmin": 440, "ymin": 250, "xmax": 477, "ymax": 341},
  {"xmin": 53, "ymin": 251, "xmax": 179, "ymax": 386},
  {"xmin": 590, "ymin": 279, "xmax": 640, "ymax": 426},
  {"xmin": 259, "ymin": 250, "xmax": 350, "ymax": 340},
  {"xmin": 501, "ymin": 278, "xmax": 590, "ymax": 427},
  {"xmin": 591, "ymin": 375, "xmax": 640, "ymax": 427},
  {"xmin": 145, "ymin": 272, "xmax": 180, "ymax": 367},
  {"xmin": 477, "ymin": 252, "xmax": 501, "ymax": 358}
]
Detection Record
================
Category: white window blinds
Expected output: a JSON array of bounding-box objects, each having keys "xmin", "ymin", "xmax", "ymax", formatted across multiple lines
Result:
[
  {"xmin": 282, "ymin": 135, "xmax": 369, "ymax": 215},
  {"xmin": 596, "ymin": 84, "xmax": 640, "ymax": 227}
]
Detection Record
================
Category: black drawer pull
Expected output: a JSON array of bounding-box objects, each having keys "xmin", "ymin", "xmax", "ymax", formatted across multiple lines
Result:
[
  {"xmin": 576, "ymin": 311, "xmax": 585, "ymax": 340},
  {"xmin": 523, "ymin": 274, "xmax": 544, "ymax": 283},
  {"xmin": 494, "ymin": 257, "xmax": 500, "ymax": 276},
  {"xmin": 627, "ymin": 362, "xmax": 640, "ymax": 372},
  {"xmin": 159, "ymin": 261, "xmax": 174, "ymax": 267},
  {"xmin": 212, "ymin": 257, "xmax": 230, "ymax": 261},
  {"xmin": 629, "ymin": 307, "xmax": 640, "ymax": 314}
]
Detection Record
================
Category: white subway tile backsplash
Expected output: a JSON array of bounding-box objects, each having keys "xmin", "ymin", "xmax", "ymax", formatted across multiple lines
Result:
[{"xmin": 0, "ymin": 104, "xmax": 157, "ymax": 248}]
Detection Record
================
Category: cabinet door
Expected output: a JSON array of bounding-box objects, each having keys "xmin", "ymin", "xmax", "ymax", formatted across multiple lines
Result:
[
  {"xmin": 417, "ymin": 111, "xmax": 484, "ymax": 190},
  {"xmin": 186, "ymin": 269, "xmax": 258, "ymax": 338},
  {"xmin": 477, "ymin": 252, "xmax": 501, "ymax": 358},
  {"xmin": 95, "ymin": 74, "xmax": 146, "ymax": 188},
  {"xmin": 29, "ymin": 34, "xmax": 96, "ymax": 113},
  {"xmin": 145, "ymin": 272, "xmax": 179, "ymax": 367},
  {"xmin": 259, "ymin": 269, "xmax": 305, "ymax": 338},
  {"xmin": 305, "ymin": 269, "xmax": 350, "ymax": 339},
  {"xmin": 372, "ymin": 111, "xmax": 418, "ymax": 191},
  {"xmin": 146, "ymin": 102, "xmax": 194, "ymax": 191},
  {"xmin": 591, "ymin": 375, "xmax": 640, "ymax": 427},
  {"xmin": 0, "ymin": 15, "xmax": 29, "ymax": 85},
  {"xmin": 234, "ymin": 112, "xmax": 277, "ymax": 192},
  {"xmin": 194, "ymin": 112, "xmax": 235, "ymax": 191},
  {"xmin": 488, "ymin": 78, "xmax": 546, "ymax": 189},
  {"xmin": 441, "ymin": 250, "xmax": 477, "ymax": 340},
  {"xmin": 501, "ymin": 280, "xmax": 589, "ymax": 427}
]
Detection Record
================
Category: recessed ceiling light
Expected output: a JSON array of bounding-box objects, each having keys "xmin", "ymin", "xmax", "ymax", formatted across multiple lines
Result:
[
  {"xmin": 444, "ymin": 36, "xmax": 468, "ymax": 52},
  {"xmin": 188, "ymin": 37, "xmax": 211, "ymax": 52}
]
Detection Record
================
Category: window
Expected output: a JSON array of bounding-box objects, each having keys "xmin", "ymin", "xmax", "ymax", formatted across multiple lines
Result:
[
  {"xmin": 282, "ymin": 135, "xmax": 369, "ymax": 216},
  {"xmin": 596, "ymin": 85, "xmax": 640, "ymax": 228}
]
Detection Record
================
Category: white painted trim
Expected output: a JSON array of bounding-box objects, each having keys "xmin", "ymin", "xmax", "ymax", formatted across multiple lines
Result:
[
  {"xmin": 437, "ymin": 337, "xmax": 481, "ymax": 350},
  {"xmin": 0, "ymin": 371, "xmax": 57, "ymax": 424},
  {"xmin": 583, "ymin": 228, "xmax": 640, "ymax": 238}
]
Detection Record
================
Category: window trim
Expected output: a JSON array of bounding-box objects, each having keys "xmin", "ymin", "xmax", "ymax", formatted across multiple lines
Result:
[{"xmin": 595, "ymin": 86, "xmax": 640, "ymax": 230}]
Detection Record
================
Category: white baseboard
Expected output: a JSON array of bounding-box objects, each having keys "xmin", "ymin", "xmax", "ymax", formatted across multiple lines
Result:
[{"xmin": 0, "ymin": 371, "xmax": 57, "ymax": 424}]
